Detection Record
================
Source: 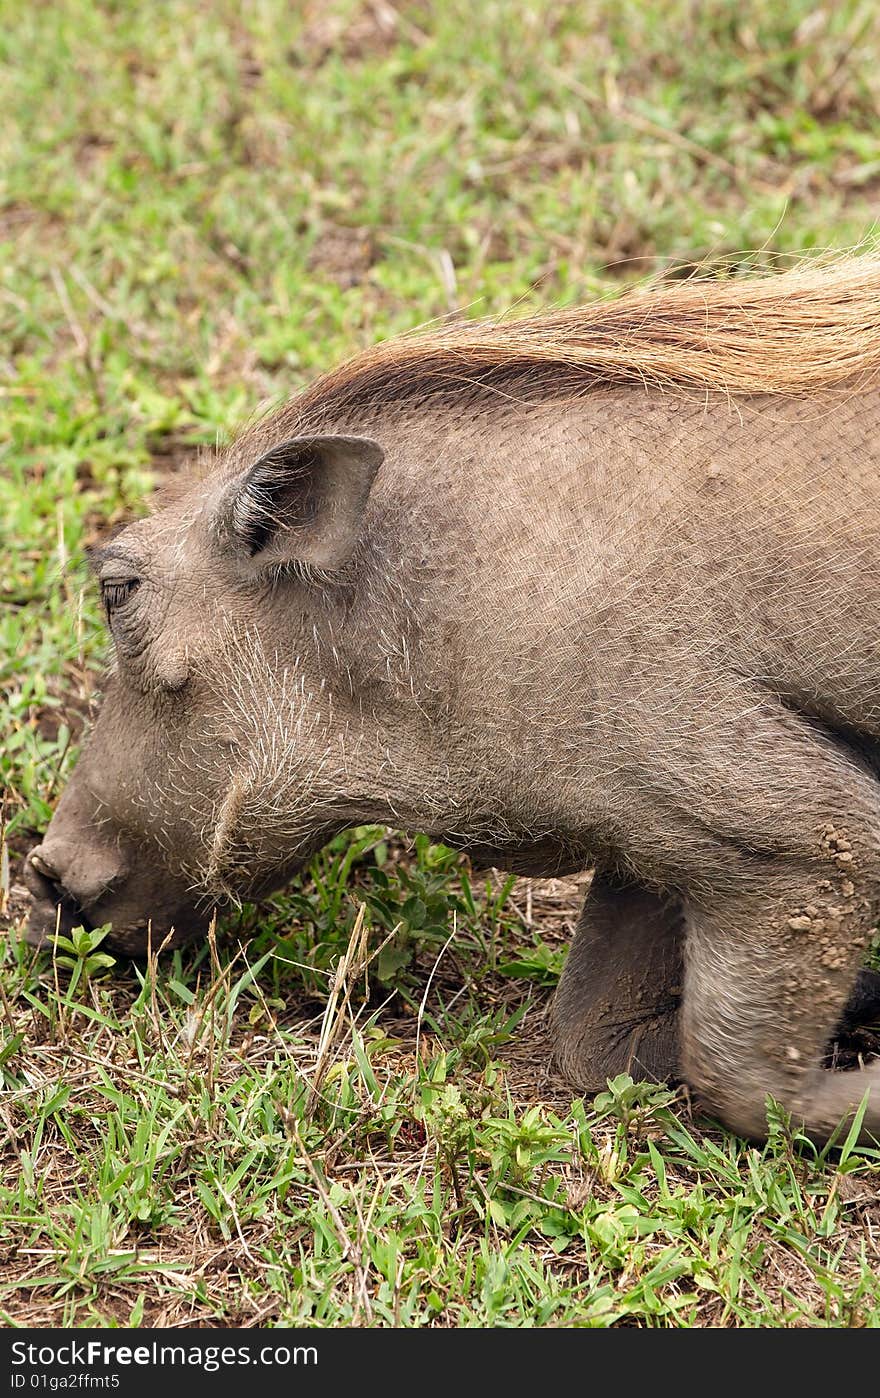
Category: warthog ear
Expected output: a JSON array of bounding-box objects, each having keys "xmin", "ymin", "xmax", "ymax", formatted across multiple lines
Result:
[{"xmin": 218, "ymin": 434, "xmax": 385, "ymax": 571}]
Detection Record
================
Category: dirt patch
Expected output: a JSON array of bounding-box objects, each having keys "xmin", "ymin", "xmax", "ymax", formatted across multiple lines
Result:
[
  {"xmin": 826, "ymin": 1019, "xmax": 880, "ymax": 1072},
  {"xmin": 293, "ymin": 0, "xmax": 427, "ymax": 67},
  {"xmin": 307, "ymin": 224, "xmax": 378, "ymax": 290},
  {"xmin": 0, "ymin": 201, "xmax": 40, "ymax": 239}
]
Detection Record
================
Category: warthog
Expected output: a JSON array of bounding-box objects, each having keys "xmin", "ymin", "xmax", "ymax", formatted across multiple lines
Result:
[{"xmin": 23, "ymin": 256, "xmax": 880, "ymax": 1143}]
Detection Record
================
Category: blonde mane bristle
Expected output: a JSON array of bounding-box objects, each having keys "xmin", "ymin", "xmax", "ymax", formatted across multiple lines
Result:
[{"xmin": 279, "ymin": 253, "xmax": 880, "ymax": 428}]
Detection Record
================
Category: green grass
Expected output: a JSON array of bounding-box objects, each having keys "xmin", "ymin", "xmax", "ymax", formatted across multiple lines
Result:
[{"xmin": 3, "ymin": 0, "xmax": 880, "ymax": 1328}]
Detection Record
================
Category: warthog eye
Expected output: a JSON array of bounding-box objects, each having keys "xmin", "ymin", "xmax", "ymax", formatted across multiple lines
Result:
[{"xmin": 101, "ymin": 576, "xmax": 141, "ymax": 617}]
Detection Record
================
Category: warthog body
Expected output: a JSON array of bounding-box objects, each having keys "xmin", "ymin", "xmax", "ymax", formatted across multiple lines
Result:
[{"xmin": 24, "ymin": 257, "xmax": 880, "ymax": 1142}]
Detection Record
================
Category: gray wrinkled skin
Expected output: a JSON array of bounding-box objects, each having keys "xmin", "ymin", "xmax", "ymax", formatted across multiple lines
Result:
[{"xmin": 23, "ymin": 385, "xmax": 880, "ymax": 1143}]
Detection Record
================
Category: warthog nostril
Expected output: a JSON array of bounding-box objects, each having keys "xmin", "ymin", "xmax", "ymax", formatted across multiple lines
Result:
[
  {"xmin": 23, "ymin": 848, "xmax": 92, "ymax": 948},
  {"xmin": 29, "ymin": 850, "xmax": 60, "ymax": 882},
  {"xmin": 26, "ymin": 840, "xmax": 126, "ymax": 909}
]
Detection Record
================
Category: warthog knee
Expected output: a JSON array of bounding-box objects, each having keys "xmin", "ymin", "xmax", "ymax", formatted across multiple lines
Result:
[{"xmin": 553, "ymin": 1001, "xmax": 680, "ymax": 1092}]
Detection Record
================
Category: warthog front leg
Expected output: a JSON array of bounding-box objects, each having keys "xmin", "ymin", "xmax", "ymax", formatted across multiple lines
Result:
[
  {"xmin": 551, "ymin": 874, "xmax": 684, "ymax": 1091},
  {"xmin": 672, "ymin": 708, "xmax": 880, "ymax": 1144},
  {"xmin": 551, "ymin": 872, "xmax": 880, "ymax": 1104},
  {"xmin": 681, "ymin": 870, "xmax": 880, "ymax": 1143}
]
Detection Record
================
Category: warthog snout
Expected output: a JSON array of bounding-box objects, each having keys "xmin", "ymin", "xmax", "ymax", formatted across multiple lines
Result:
[
  {"xmin": 23, "ymin": 845, "xmax": 94, "ymax": 945},
  {"xmin": 23, "ymin": 785, "xmax": 212, "ymax": 956},
  {"xmin": 24, "ymin": 830, "xmax": 131, "ymax": 944},
  {"xmin": 28, "ymin": 834, "xmax": 127, "ymax": 907}
]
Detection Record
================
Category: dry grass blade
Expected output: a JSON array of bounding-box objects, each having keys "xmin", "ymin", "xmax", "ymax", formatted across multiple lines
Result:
[
  {"xmin": 307, "ymin": 902, "xmax": 370, "ymax": 1114},
  {"xmin": 305, "ymin": 905, "xmax": 411, "ymax": 1115}
]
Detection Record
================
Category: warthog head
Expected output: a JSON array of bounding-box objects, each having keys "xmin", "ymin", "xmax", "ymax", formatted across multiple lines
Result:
[{"xmin": 23, "ymin": 430, "xmax": 418, "ymax": 954}]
